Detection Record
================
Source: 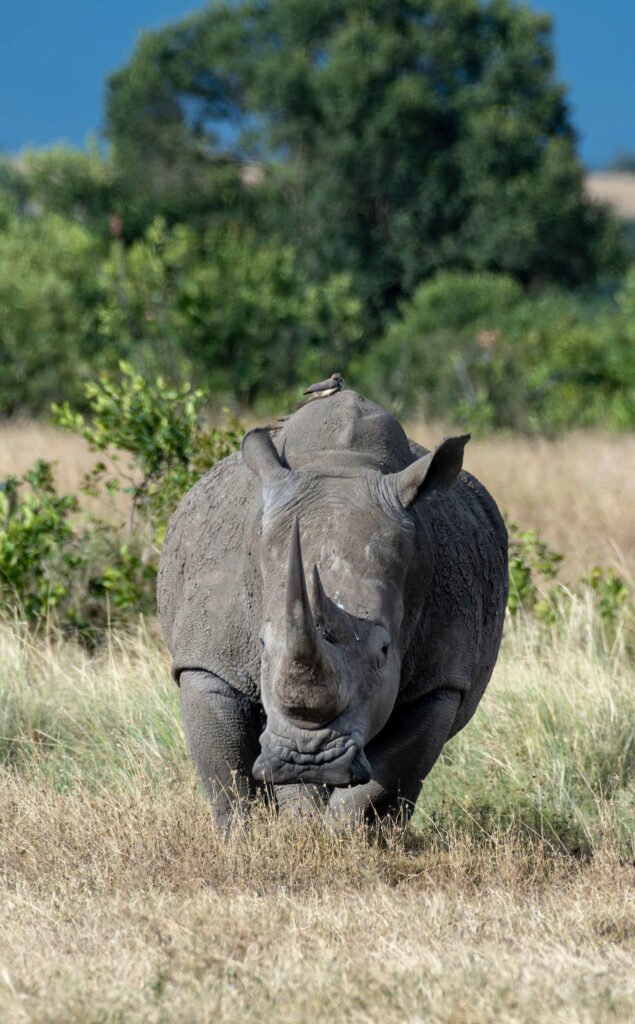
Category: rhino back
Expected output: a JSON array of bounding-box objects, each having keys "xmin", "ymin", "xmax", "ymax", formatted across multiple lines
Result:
[{"xmin": 157, "ymin": 452, "xmax": 263, "ymax": 698}]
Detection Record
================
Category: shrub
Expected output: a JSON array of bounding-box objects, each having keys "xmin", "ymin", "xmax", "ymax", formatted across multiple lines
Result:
[
  {"xmin": 0, "ymin": 457, "xmax": 157, "ymax": 639},
  {"xmin": 96, "ymin": 218, "xmax": 363, "ymax": 405},
  {"xmin": 0, "ymin": 213, "xmax": 102, "ymax": 416},
  {"xmin": 507, "ymin": 522, "xmax": 563, "ymax": 616},
  {"xmin": 17, "ymin": 144, "xmax": 122, "ymax": 239},
  {"xmin": 54, "ymin": 361, "xmax": 241, "ymax": 547},
  {"xmin": 0, "ymin": 460, "xmax": 79, "ymax": 622},
  {"xmin": 507, "ymin": 520, "xmax": 633, "ymax": 652},
  {"xmin": 355, "ymin": 271, "xmax": 635, "ymax": 432},
  {"xmin": 0, "ymin": 369, "xmax": 241, "ymax": 640}
]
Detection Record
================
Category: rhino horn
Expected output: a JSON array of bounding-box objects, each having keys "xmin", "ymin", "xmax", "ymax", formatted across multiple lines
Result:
[
  {"xmin": 285, "ymin": 517, "xmax": 320, "ymax": 665},
  {"xmin": 309, "ymin": 563, "xmax": 348, "ymax": 638}
]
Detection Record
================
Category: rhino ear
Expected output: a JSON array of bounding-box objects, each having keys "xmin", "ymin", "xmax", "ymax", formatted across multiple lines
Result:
[
  {"xmin": 242, "ymin": 429, "xmax": 290, "ymax": 486},
  {"xmin": 388, "ymin": 434, "xmax": 470, "ymax": 508}
]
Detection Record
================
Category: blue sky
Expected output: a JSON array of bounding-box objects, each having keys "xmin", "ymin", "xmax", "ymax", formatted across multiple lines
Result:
[{"xmin": 1, "ymin": 1, "xmax": 633, "ymax": 169}]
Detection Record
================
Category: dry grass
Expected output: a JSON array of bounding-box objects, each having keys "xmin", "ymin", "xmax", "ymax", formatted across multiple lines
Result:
[
  {"xmin": 0, "ymin": 421, "xmax": 99, "ymax": 495},
  {"xmin": 1, "ymin": 419, "xmax": 634, "ymax": 1020},
  {"xmin": 0, "ymin": 605, "xmax": 634, "ymax": 1022},
  {"xmin": 1, "ymin": 792, "xmax": 633, "ymax": 1024},
  {"xmin": 0, "ymin": 420, "xmax": 133, "ymax": 523}
]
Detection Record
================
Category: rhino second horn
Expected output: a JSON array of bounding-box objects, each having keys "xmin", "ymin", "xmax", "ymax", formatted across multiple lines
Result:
[
  {"xmin": 285, "ymin": 517, "xmax": 320, "ymax": 666},
  {"xmin": 310, "ymin": 563, "xmax": 348, "ymax": 637}
]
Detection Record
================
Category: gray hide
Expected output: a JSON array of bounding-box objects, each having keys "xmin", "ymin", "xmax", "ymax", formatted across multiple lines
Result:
[{"xmin": 158, "ymin": 391, "xmax": 508, "ymax": 826}]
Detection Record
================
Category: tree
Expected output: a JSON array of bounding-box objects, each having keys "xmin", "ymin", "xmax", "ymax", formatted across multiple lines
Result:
[
  {"xmin": 106, "ymin": 0, "xmax": 623, "ymax": 324},
  {"xmin": 16, "ymin": 145, "xmax": 121, "ymax": 238},
  {"xmin": 105, "ymin": 10, "xmax": 269, "ymax": 236}
]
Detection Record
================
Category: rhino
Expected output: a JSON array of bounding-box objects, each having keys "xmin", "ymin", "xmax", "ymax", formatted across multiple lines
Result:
[{"xmin": 157, "ymin": 390, "xmax": 508, "ymax": 826}]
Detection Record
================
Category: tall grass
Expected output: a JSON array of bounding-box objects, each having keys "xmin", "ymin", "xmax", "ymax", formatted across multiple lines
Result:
[
  {"xmin": 0, "ymin": 598, "xmax": 634, "ymax": 1022},
  {"xmin": 420, "ymin": 596, "xmax": 635, "ymax": 857},
  {"xmin": 1, "ymin": 593, "xmax": 633, "ymax": 855}
]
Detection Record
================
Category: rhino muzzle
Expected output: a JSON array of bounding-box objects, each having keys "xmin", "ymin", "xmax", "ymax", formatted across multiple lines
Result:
[
  {"xmin": 256, "ymin": 518, "xmax": 374, "ymax": 787},
  {"xmin": 252, "ymin": 724, "xmax": 372, "ymax": 786}
]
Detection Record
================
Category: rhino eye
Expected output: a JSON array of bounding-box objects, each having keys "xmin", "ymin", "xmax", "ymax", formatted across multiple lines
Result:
[
  {"xmin": 259, "ymin": 637, "xmax": 265, "ymax": 649},
  {"xmin": 376, "ymin": 642, "xmax": 390, "ymax": 669}
]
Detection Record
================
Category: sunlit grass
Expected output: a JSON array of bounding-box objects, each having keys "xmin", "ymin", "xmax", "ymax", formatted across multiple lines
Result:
[{"xmin": 1, "ymin": 597, "xmax": 634, "ymax": 1021}]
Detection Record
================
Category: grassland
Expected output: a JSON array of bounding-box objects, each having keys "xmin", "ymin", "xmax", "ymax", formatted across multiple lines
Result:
[
  {"xmin": 0, "ymin": 597, "xmax": 633, "ymax": 1022},
  {"xmin": 0, "ymin": 423, "xmax": 634, "ymax": 1022}
]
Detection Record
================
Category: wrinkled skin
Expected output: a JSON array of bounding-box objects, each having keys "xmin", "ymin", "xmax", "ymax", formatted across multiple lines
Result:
[{"xmin": 158, "ymin": 392, "xmax": 508, "ymax": 827}]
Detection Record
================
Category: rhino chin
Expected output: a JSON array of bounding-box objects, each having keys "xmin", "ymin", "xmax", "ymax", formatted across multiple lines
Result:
[{"xmin": 252, "ymin": 725, "xmax": 372, "ymax": 787}]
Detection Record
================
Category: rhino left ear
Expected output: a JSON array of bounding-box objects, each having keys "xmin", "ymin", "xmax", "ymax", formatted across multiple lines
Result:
[
  {"xmin": 242, "ymin": 429, "xmax": 290, "ymax": 486},
  {"xmin": 388, "ymin": 434, "xmax": 470, "ymax": 508}
]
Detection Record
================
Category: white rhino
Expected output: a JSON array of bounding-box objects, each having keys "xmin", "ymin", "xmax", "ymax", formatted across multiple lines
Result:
[{"xmin": 158, "ymin": 391, "xmax": 507, "ymax": 826}]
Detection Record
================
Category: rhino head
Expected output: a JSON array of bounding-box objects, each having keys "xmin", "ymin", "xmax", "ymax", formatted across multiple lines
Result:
[{"xmin": 242, "ymin": 427, "xmax": 469, "ymax": 788}]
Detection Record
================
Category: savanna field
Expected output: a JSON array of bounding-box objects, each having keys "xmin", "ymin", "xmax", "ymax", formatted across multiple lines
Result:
[
  {"xmin": 3, "ymin": 2, "xmax": 635, "ymax": 1018},
  {"xmin": 0, "ymin": 424, "xmax": 633, "ymax": 1024}
]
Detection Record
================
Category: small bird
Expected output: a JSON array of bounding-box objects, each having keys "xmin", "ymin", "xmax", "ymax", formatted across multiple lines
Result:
[{"xmin": 296, "ymin": 372, "xmax": 345, "ymax": 409}]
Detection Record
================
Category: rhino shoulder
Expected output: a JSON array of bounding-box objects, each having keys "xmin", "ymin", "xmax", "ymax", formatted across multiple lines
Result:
[{"xmin": 157, "ymin": 452, "xmax": 263, "ymax": 696}]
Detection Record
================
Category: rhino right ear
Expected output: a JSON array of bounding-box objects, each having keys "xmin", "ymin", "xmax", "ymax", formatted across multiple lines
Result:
[
  {"xmin": 242, "ymin": 429, "xmax": 290, "ymax": 486},
  {"xmin": 386, "ymin": 434, "xmax": 470, "ymax": 509}
]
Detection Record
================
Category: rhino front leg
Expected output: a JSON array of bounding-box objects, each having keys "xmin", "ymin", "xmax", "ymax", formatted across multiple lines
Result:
[
  {"xmin": 179, "ymin": 670, "xmax": 263, "ymax": 828},
  {"xmin": 275, "ymin": 783, "xmax": 331, "ymax": 819},
  {"xmin": 325, "ymin": 688, "xmax": 461, "ymax": 826}
]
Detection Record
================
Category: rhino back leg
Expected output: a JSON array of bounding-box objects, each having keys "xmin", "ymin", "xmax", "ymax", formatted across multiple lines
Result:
[
  {"xmin": 179, "ymin": 670, "xmax": 264, "ymax": 828},
  {"xmin": 325, "ymin": 688, "xmax": 461, "ymax": 826}
]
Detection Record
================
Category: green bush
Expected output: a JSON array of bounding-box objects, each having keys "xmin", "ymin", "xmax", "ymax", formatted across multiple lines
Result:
[
  {"xmin": 355, "ymin": 270, "xmax": 635, "ymax": 432},
  {"xmin": 0, "ymin": 198, "xmax": 363, "ymax": 414},
  {"xmin": 507, "ymin": 520, "xmax": 633, "ymax": 652},
  {"xmin": 507, "ymin": 522, "xmax": 563, "ymax": 616},
  {"xmin": 354, "ymin": 271, "xmax": 522, "ymax": 422},
  {"xmin": 0, "ymin": 461, "xmax": 79, "ymax": 621},
  {"xmin": 0, "ymin": 369, "xmax": 241, "ymax": 641},
  {"xmin": 0, "ymin": 213, "xmax": 102, "ymax": 416},
  {"xmin": 16, "ymin": 144, "xmax": 122, "ymax": 239},
  {"xmin": 0, "ymin": 458, "xmax": 156, "ymax": 638},
  {"xmin": 96, "ymin": 217, "xmax": 363, "ymax": 405},
  {"xmin": 53, "ymin": 362, "xmax": 242, "ymax": 546}
]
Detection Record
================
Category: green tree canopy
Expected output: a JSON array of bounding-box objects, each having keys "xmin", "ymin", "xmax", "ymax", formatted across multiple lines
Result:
[{"xmin": 106, "ymin": 0, "xmax": 623, "ymax": 322}]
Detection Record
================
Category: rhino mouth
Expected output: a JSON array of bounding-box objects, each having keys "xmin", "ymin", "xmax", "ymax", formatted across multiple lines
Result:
[{"xmin": 252, "ymin": 725, "xmax": 372, "ymax": 786}]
